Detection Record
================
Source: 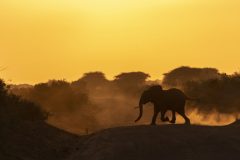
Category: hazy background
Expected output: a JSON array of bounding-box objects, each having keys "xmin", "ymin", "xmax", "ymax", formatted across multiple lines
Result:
[
  {"xmin": 1, "ymin": 1, "xmax": 240, "ymax": 134},
  {"xmin": 1, "ymin": 0, "xmax": 240, "ymax": 84},
  {"xmin": 7, "ymin": 66, "xmax": 240, "ymax": 134}
]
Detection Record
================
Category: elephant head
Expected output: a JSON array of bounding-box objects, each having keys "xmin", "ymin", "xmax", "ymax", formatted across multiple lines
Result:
[{"xmin": 135, "ymin": 85, "xmax": 163, "ymax": 122}]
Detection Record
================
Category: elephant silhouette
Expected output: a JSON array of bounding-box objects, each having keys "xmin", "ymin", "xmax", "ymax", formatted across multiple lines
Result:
[{"xmin": 135, "ymin": 85, "xmax": 192, "ymax": 125}]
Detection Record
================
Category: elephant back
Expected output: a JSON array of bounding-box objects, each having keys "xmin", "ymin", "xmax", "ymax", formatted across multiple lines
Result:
[{"xmin": 164, "ymin": 88, "xmax": 186, "ymax": 102}]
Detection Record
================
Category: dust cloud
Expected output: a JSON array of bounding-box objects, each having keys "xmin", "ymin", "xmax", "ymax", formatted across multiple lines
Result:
[{"xmin": 9, "ymin": 67, "xmax": 240, "ymax": 134}]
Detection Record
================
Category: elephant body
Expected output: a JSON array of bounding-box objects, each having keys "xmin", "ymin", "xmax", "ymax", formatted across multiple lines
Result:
[{"xmin": 135, "ymin": 85, "xmax": 191, "ymax": 125}]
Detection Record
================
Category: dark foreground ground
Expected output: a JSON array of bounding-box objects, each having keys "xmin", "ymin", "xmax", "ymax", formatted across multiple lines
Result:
[{"xmin": 1, "ymin": 121, "xmax": 240, "ymax": 160}]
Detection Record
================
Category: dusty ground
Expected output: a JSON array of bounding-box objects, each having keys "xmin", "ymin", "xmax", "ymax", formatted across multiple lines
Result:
[
  {"xmin": 0, "ymin": 121, "xmax": 82, "ymax": 160},
  {"xmin": 1, "ymin": 121, "xmax": 240, "ymax": 160}
]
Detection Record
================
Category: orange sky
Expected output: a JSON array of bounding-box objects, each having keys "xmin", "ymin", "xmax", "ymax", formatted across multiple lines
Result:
[{"xmin": 1, "ymin": 0, "xmax": 240, "ymax": 84}]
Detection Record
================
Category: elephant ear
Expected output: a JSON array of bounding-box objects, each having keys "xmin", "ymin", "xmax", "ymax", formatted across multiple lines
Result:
[{"xmin": 148, "ymin": 85, "xmax": 163, "ymax": 92}]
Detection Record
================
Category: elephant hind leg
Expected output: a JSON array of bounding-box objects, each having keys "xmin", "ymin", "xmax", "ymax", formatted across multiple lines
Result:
[
  {"xmin": 160, "ymin": 110, "xmax": 169, "ymax": 122},
  {"xmin": 177, "ymin": 110, "xmax": 190, "ymax": 125},
  {"xmin": 170, "ymin": 110, "xmax": 176, "ymax": 124}
]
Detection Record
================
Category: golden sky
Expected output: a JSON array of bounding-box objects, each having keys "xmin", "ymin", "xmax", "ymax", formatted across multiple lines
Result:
[{"xmin": 0, "ymin": 0, "xmax": 240, "ymax": 84}]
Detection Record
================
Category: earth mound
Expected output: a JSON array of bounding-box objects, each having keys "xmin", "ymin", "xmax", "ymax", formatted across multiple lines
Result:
[
  {"xmin": 228, "ymin": 119, "xmax": 240, "ymax": 126},
  {"xmin": 70, "ymin": 124, "xmax": 240, "ymax": 160},
  {"xmin": 0, "ymin": 121, "xmax": 82, "ymax": 160},
  {"xmin": 1, "ymin": 123, "xmax": 240, "ymax": 160}
]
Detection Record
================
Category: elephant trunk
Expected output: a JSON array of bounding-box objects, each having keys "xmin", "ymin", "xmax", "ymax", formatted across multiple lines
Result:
[{"xmin": 135, "ymin": 103, "xmax": 143, "ymax": 122}]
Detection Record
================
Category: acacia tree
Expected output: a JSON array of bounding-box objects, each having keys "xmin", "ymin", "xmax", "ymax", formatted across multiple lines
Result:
[
  {"xmin": 113, "ymin": 72, "xmax": 150, "ymax": 97},
  {"xmin": 162, "ymin": 66, "xmax": 221, "ymax": 88}
]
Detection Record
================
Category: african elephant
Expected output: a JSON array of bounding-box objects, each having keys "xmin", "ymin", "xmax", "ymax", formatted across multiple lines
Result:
[{"xmin": 135, "ymin": 85, "xmax": 192, "ymax": 125}]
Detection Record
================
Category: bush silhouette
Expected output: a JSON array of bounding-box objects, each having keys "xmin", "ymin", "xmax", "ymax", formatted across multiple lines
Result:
[{"xmin": 0, "ymin": 79, "xmax": 48, "ymax": 124}]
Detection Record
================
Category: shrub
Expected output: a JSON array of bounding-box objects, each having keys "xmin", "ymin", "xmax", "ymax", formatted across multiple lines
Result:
[{"xmin": 0, "ymin": 79, "xmax": 48, "ymax": 123}]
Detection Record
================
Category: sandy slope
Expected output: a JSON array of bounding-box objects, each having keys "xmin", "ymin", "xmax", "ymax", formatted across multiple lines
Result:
[
  {"xmin": 0, "ymin": 121, "xmax": 82, "ymax": 160},
  {"xmin": 70, "ymin": 122, "xmax": 240, "ymax": 160},
  {"xmin": 1, "ymin": 121, "xmax": 240, "ymax": 160}
]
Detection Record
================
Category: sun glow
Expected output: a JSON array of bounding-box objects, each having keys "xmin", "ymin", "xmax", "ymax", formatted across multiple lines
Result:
[{"xmin": 1, "ymin": 0, "xmax": 240, "ymax": 84}]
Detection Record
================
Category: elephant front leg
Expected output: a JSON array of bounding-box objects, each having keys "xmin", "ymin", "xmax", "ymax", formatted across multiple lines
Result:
[
  {"xmin": 170, "ymin": 110, "xmax": 176, "ymax": 124},
  {"xmin": 151, "ymin": 108, "xmax": 159, "ymax": 125}
]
